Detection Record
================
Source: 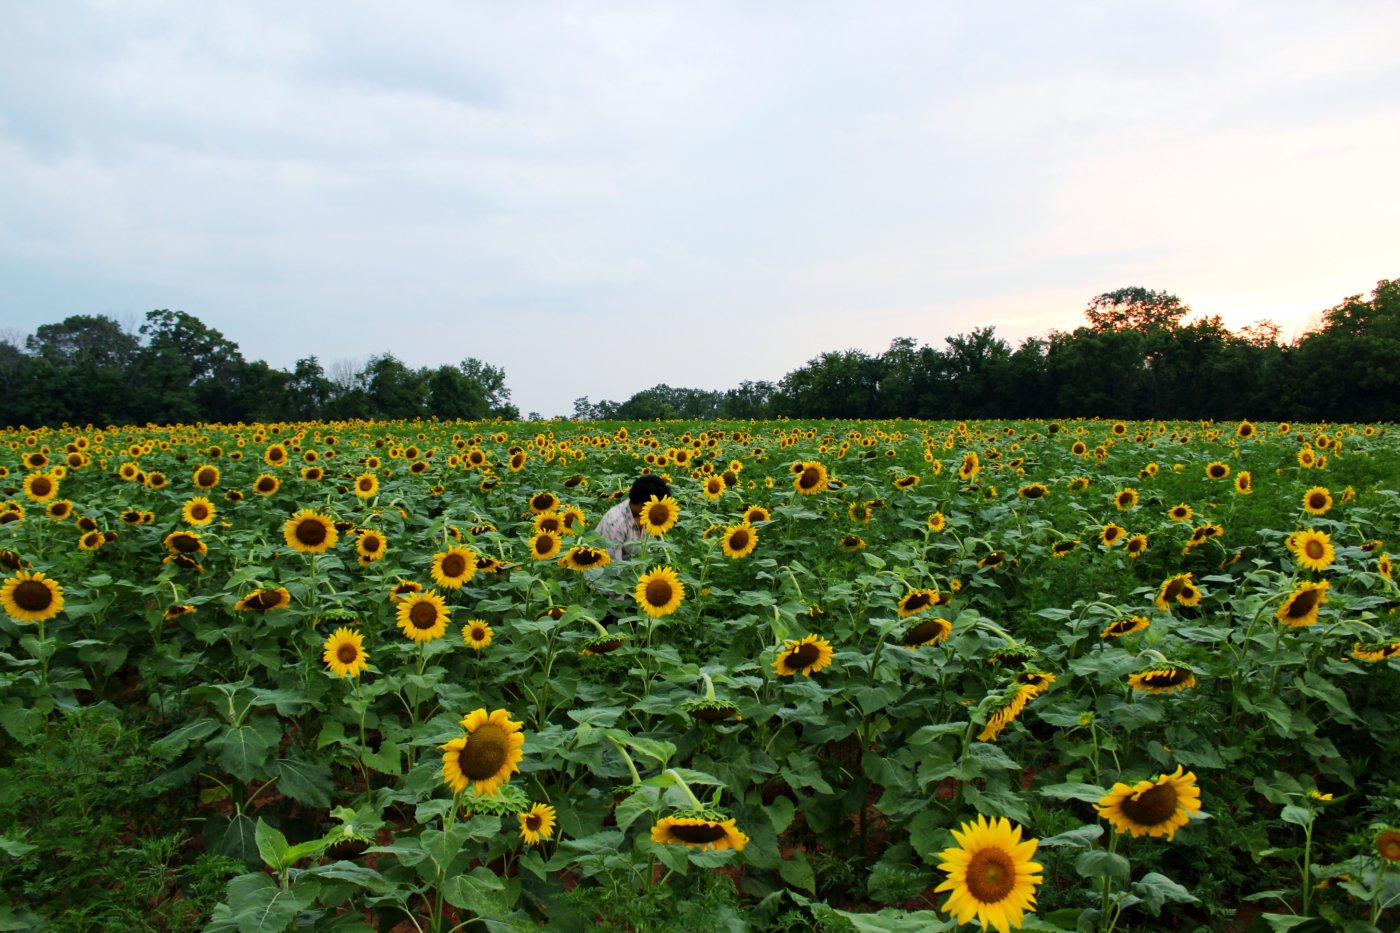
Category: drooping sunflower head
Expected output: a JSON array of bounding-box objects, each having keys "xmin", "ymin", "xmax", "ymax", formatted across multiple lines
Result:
[
  {"xmin": 721, "ymin": 523, "xmax": 758, "ymax": 559},
  {"xmin": 1, "ymin": 569, "xmax": 65, "ymax": 624},
  {"xmin": 440, "ymin": 708, "xmax": 525, "ymax": 797},
  {"xmin": 1096, "ymin": 765, "xmax": 1202, "ymax": 840},
  {"xmin": 978, "ymin": 551, "xmax": 1006, "ymax": 570},
  {"xmin": 396, "ymin": 590, "xmax": 449, "ymax": 642},
  {"xmin": 234, "ymin": 587, "xmax": 291, "ymax": 613},
  {"xmin": 651, "ymin": 813, "xmax": 748, "ymax": 852},
  {"xmin": 1274, "ymin": 580, "xmax": 1329, "ymax": 627},
  {"xmin": 1128, "ymin": 664, "xmax": 1197, "ymax": 695},
  {"xmin": 934, "ymin": 814, "xmax": 1043, "ymax": 933},
  {"xmin": 283, "ymin": 509, "xmax": 339, "ymax": 554},
  {"xmin": 1102, "ymin": 616, "xmax": 1149, "ymax": 638},
  {"xmin": 560, "ymin": 545, "xmax": 610, "ymax": 571},
  {"xmin": 163, "ymin": 531, "xmax": 207, "ymax": 556},
  {"xmin": 1051, "ymin": 539, "xmax": 1079, "ymax": 558},
  {"xmin": 1017, "ymin": 483, "xmax": 1048, "ymax": 500},
  {"xmin": 900, "ymin": 615, "xmax": 953, "ymax": 649},
  {"xmin": 1154, "ymin": 572, "xmax": 1196, "ymax": 611},
  {"xmin": 771, "ymin": 634, "xmax": 834, "ymax": 677},
  {"xmin": 635, "ymin": 566, "xmax": 685, "ymax": 618},
  {"xmin": 322, "ymin": 627, "xmax": 370, "ymax": 677},
  {"xmin": 897, "ymin": 589, "xmax": 938, "ymax": 617}
]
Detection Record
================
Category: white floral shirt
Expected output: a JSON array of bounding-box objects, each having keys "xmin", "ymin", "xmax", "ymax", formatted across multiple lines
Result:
[{"xmin": 595, "ymin": 498, "xmax": 644, "ymax": 562}]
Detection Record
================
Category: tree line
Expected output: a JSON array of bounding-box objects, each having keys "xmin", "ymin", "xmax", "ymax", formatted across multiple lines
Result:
[
  {"xmin": 0, "ymin": 310, "xmax": 518, "ymax": 428},
  {"xmin": 4, "ymin": 278, "xmax": 1397, "ymax": 427},
  {"xmin": 574, "ymin": 280, "xmax": 1400, "ymax": 423}
]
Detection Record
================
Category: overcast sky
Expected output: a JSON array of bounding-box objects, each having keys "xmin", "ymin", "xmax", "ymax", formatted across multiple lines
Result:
[{"xmin": 3, "ymin": 1, "xmax": 1398, "ymax": 417}]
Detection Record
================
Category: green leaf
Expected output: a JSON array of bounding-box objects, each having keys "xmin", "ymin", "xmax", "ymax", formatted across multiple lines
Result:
[
  {"xmin": 226, "ymin": 872, "xmax": 314, "ymax": 933},
  {"xmin": 766, "ymin": 796, "xmax": 796, "ymax": 834},
  {"xmin": 614, "ymin": 790, "xmax": 654, "ymax": 833},
  {"xmin": 254, "ymin": 819, "xmax": 291, "ymax": 872},
  {"xmin": 440, "ymin": 867, "xmax": 511, "ymax": 918},
  {"xmin": 1131, "ymin": 872, "xmax": 1199, "ymax": 914},
  {"xmin": 1075, "ymin": 849, "xmax": 1130, "ymax": 880},
  {"xmin": 1038, "ymin": 782, "xmax": 1107, "ymax": 804},
  {"xmin": 151, "ymin": 716, "xmax": 221, "ymax": 758},
  {"xmin": 1037, "ymin": 824, "xmax": 1103, "ymax": 848},
  {"xmin": 213, "ymin": 717, "xmax": 280, "ymax": 782},
  {"xmin": 361, "ymin": 739, "xmax": 402, "ymax": 775},
  {"xmin": 207, "ymin": 813, "xmax": 260, "ymax": 866},
  {"xmin": 830, "ymin": 907, "xmax": 953, "ymax": 932},
  {"xmin": 1279, "ymin": 804, "xmax": 1314, "ymax": 827},
  {"xmin": 273, "ymin": 757, "xmax": 333, "ymax": 809},
  {"xmin": 0, "ymin": 834, "xmax": 36, "ymax": 858},
  {"xmin": 778, "ymin": 850, "xmax": 816, "ymax": 893}
]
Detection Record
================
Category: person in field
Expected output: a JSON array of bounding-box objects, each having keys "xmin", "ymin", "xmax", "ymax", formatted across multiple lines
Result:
[{"xmin": 595, "ymin": 473, "xmax": 671, "ymax": 563}]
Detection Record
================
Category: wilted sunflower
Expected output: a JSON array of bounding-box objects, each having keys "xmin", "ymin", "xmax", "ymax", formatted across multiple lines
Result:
[
  {"xmin": 935, "ymin": 814, "xmax": 1042, "ymax": 933},
  {"xmin": 1, "ymin": 569, "xmax": 65, "ymax": 623},
  {"xmin": 253, "ymin": 474, "xmax": 280, "ymax": 496},
  {"xmin": 1350, "ymin": 639, "xmax": 1400, "ymax": 662},
  {"xmin": 354, "ymin": 473, "xmax": 379, "ymax": 498},
  {"xmin": 234, "ymin": 587, "xmax": 291, "ymax": 612},
  {"xmin": 792, "ymin": 461, "xmax": 829, "ymax": 495},
  {"xmin": 322, "ymin": 627, "xmax": 370, "ymax": 677},
  {"xmin": 283, "ymin": 509, "xmax": 338, "ymax": 554},
  {"xmin": 1168, "ymin": 503, "xmax": 1193, "ymax": 522},
  {"xmin": 519, "ymin": 803, "xmax": 557, "ymax": 845},
  {"xmin": 1155, "ymin": 573, "xmax": 1200, "ymax": 611},
  {"xmin": 635, "ymin": 566, "xmax": 685, "ymax": 618},
  {"xmin": 560, "ymin": 545, "xmax": 610, "ymax": 571},
  {"xmin": 651, "ymin": 814, "xmax": 748, "ymax": 852},
  {"xmin": 772, "ymin": 634, "xmax": 834, "ymax": 677},
  {"xmin": 462, "ymin": 619, "xmax": 494, "ymax": 651},
  {"xmin": 182, "ymin": 496, "xmax": 216, "ymax": 526},
  {"xmin": 1275, "ymin": 580, "xmax": 1329, "ymax": 627},
  {"xmin": 897, "ymin": 589, "xmax": 939, "ymax": 617},
  {"xmin": 721, "ymin": 523, "xmax": 758, "ymax": 559},
  {"xmin": 901, "ymin": 615, "xmax": 952, "ymax": 649},
  {"xmin": 742, "ymin": 505, "xmax": 770, "ymax": 524},
  {"xmin": 1114, "ymin": 487, "xmax": 1139, "ymax": 511},
  {"xmin": 1128, "ymin": 664, "xmax": 1197, "ymax": 695},
  {"xmin": 1100, "ymin": 523, "xmax": 1126, "ymax": 548},
  {"xmin": 529, "ymin": 530, "xmax": 562, "ymax": 561},
  {"xmin": 440, "ymin": 708, "xmax": 525, "ymax": 797},
  {"xmin": 1017, "ymin": 483, "xmax": 1048, "ymax": 500},
  {"xmin": 355, "ymin": 529, "xmax": 387, "ymax": 563},
  {"xmin": 1206, "ymin": 461, "xmax": 1230, "ymax": 480},
  {"xmin": 396, "ymin": 590, "xmax": 449, "ymax": 642},
  {"xmin": 1097, "ymin": 766, "xmax": 1202, "ymax": 840},
  {"xmin": 431, "ymin": 545, "xmax": 478, "ymax": 587},
  {"xmin": 1293, "ymin": 529, "xmax": 1335, "ymax": 572},
  {"xmin": 638, "ymin": 495, "xmax": 680, "ymax": 535},
  {"xmin": 1102, "ymin": 616, "xmax": 1149, "ymax": 638}
]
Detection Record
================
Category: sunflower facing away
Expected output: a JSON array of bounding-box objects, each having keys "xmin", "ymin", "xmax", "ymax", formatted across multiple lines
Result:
[
  {"xmin": 519, "ymin": 803, "xmax": 557, "ymax": 845},
  {"xmin": 934, "ymin": 814, "xmax": 1043, "ymax": 933},
  {"xmin": 322, "ymin": 627, "xmax": 370, "ymax": 677},
  {"xmin": 635, "ymin": 566, "xmax": 685, "ymax": 618},
  {"xmin": 901, "ymin": 615, "xmax": 953, "ymax": 649},
  {"xmin": 1, "ymin": 569, "xmax": 65, "ymax": 623},
  {"xmin": 651, "ymin": 814, "xmax": 748, "ymax": 852},
  {"xmin": 396, "ymin": 590, "xmax": 449, "ymax": 642},
  {"xmin": 284, "ymin": 509, "xmax": 338, "ymax": 554},
  {"xmin": 1096, "ymin": 765, "xmax": 1202, "ymax": 840},
  {"xmin": 1102, "ymin": 616, "xmax": 1150, "ymax": 638},
  {"xmin": 462, "ymin": 619, "xmax": 494, "ymax": 651},
  {"xmin": 440, "ymin": 708, "xmax": 525, "ymax": 797},
  {"xmin": 772, "ymin": 634, "xmax": 834, "ymax": 677},
  {"xmin": 431, "ymin": 545, "xmax": 478, "ymax": 588},
  {"xmin": 1275, "ymin": 580, "xmax": 1329, "ymax": 627},
  {"xmin": 1128, "ymin": 664, "xmax": 1197, "ymax": 696},
  {"xmin": 234, "ymin": 587, "xmax": 291, "ymax": 613},
  {"xmin": 638, "ymin": 495, "xmax": 680, "ymax": 535}
]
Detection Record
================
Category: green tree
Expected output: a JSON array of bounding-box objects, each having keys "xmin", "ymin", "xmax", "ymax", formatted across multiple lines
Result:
[{"xmin": 1085, "ymin": 287, "xmax": 1190, "ymax": 334}]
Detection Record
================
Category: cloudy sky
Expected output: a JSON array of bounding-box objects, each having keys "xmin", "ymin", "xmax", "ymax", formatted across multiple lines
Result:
[{"xmin": 3, "ymin": 1, "xmax": 1398, "ymax": 416}]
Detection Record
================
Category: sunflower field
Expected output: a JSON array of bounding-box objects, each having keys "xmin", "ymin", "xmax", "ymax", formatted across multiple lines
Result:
[{"xmin": 2, "ymin": 418, "xmax": 1399, "ymax": 932}]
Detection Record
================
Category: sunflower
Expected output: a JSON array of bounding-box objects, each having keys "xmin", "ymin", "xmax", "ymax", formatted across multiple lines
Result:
[
  {"xmin": 1380, "ymin": 553, "xmax": 1394, "ymax": 580},
  {"xmin": 742, "ymin": 505, "xmax": 770, "ymax": 525},
  {"xmin": 396, "ymin": 590, "xmax": 450, "ymax": 642},
  {"xmin": 431, "ymin": 546, "xmax": 478, "ymax": 588},
  {"xmin": 839, "ymin": 534, "xmax": 866, "ymax": 552},
  {"xmin": 1017, "ymin": 483, "xmax": 1048, "ymax": 500},
  {"xmin": 389, "ymin": 579, "xmax": 423, "ymax": 601},
  {"xmin": 462, "ymin": 619, "xmax": 494, "ymax": 651},
  {"xmin": 1298, "ymin": 446, "xmax": 1316, "ymax": 468},
  {"xmin": 1206, "ymin": 461, "xmax": 1230, "ymax": 480},
  {"xmin": 959, "ymin": 452, "xmax": 981, "ymax": 481},
  {"xmin": 253, "ymin": 474, "xmax": 280, "ymax": 496},
  {"xmin": 894, "ymin": 474, "xmax": 920, "ymax": 490},
  {"xmin": 559, "ymin": 545, "xmax": 610, "ymax": 571},
  {"xmin": 934, "ymin": 814, "xmax": 1042, "ymax": 933},
  {"xmin": 519, "ymin": 803, "xmax": 557, "ymax": 845},
  {"xmin": 638, "ymin": 495, "xmax": 680, "ymax": 536},
  {"xmin": 978, "ymin": 551, "xmax": 1006, "ymax": 570},
  {"xmin": 182, "ymin": 496, "xmax": 216, "ymax": 525},
  {"xmin": 162, "ymin": 531, "xmax": 207, "ymax": 557},
  {"xmin": 901, "ymin": 616, "xmax": 953, "ymax": 649},
  {"xmin": 192, "ymin": 464, "xmax": 221, "ymax": 490},
  {"xmin": 1168, "ymin": 503, "xmax": 1193, "ymax": 522},
  {"xmin": 1051, "ymin": 539, "xmax": 1079, "ymax": 558},
  {"xmin": 1114, "ymin": 487, "xmax": 1139, "ymax": 511},
  {"xmin": 1350, "ymin": 639, "xmax": 1400, "ymax": 662},
  {"xmin": 635, "ymin": 566, "xmax": 685, "ymax": 618},
  {"xmin": 1097, "ymin": 766, "xmax": 1202, "ymax": 840},
  {"xmin": 1237, "ymin": 420, "xmax": 1256, "ymax": 439},
  {"xmin": 44, "ymin": 499, "xmax": 73, "ymax": 521},
  {"xmin": 1275, "ymin": 580, "xmax": 1329, "ymax": 627},
  {"xmin": 21, "ymin": 473, "xmax": 58, "ymax": 504},
  {"xmin": 533, "ymin": 512, "xmax": 568, "ymax": 536},
  {"xmin": 651, "ymin": 814, "xmax": 748, "ymax": 852},
  {"xmin": 1102, "ymin": 616, "xmax": 1149, "ymax": 638},
  {"xmin": 1128, "ymin": 664, "xmax": 1197, "ymax": 695},
  {"xmin": 1125, "ymin": 534, "xmax": 1149, "ymax": 558},
  {"xmin": 162, "ymin": 604, "xmax": 195, "ymax": 621},
  {"xmin": 977, "ymin": 686, "xmax": 1031, "ymax": 743},
  {"xmin": 264, "ymin": 443, "xmax": 288, "ymax": 467},
  {"xmin": 1300, "ymin": 486, "xmax": 1332, "ymax": 516},
  {"xmin": 897, "ymin": 589, "xmax": 939, "ymax": 617},
  {"xmin": 1, "ymin": 569, "xmax": 65, "ymax": 623},
  {"xmin": 772, "ymin": 634, "xmax": 834, "ymax": 677},
  {"xmin": 1154, "ymin": 573, "xmax": 1198, "ymax": 611},
  {"xmin": 1293, "ymin": 529, "xmax": 1335, "ymax": 572},
  {"xmin": 440, "ymin": 708, "xmax": 525, "ymax": 797},
  {"xmin": 927, "ymin": 512, "xmax": 947, "ymax": 533},
  {"xmin": 1100, "ymin": 523, "xmax": 1126, "ymax": 548},
  {"xmin": 1015, "ymin": 671, "xmax": 1056, "ymax": 699},
  {"xmin": 234, "ymin": 587, "xmax": 291, "ymax": 612},
  {"xmin": 355, "ymin": 529, "xmax": 387, "ymax": 563},
  {"xmin": 528, "ymin": 491, "xmax": 560, "ymax": 515},
  {"xmin": 702, "ymin": 476, "xmax": 727, "ymax": 500},
  {"xmin": 721, "ymin": 523, "xmax": 758, "ymax": 559},
  {"xmin": 283, "ymin": 509, "xmax": 338, "ymax": 554},
  {"xmin": 322, "ymin": 627, "xmax": 370, "ymax": 677},
  {"xmin": 354, "ymin": 473, "xmax": 379, "ymax": 498},
  {"xmin": 1376, "ymin": 829, "xmax": 1400, "ymax": 863},
  {"xmin": 792, "ymin": 461, "xmax": 829, "ymax": 495},
  {"xmin": 529, "ymin": 530, "xmax": 563, "ymax": 561},
  {"xmin": 77, "ymin": 530, "xmax": 106, "ymax": 551}
]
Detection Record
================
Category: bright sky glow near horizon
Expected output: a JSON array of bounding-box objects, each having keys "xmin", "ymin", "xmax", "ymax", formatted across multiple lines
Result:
[{"xmin": 3, "ymin": 1, "xmax": 1399, "ymax": 417}]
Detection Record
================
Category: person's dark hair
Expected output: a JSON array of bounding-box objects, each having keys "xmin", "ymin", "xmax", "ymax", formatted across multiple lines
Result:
[{"xmin": 629, "ymin": 474, "xmax": 671, "ymax": 505}]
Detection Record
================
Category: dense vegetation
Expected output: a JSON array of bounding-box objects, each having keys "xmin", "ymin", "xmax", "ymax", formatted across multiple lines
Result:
[
  {"xmin": 2, "ymin": 416, "xmax": 1398, "ymax": 930},
  {"xmin": 4, "ymin": 279, "xmax": 1398, "ymax": 429}
]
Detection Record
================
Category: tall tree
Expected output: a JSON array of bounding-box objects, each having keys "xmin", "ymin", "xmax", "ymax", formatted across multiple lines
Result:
[{"xmin": 1084, "ymin": 287, "xmax": 1190, "ymax": 334}]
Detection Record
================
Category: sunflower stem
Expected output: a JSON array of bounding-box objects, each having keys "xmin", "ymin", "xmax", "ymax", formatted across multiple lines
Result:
[
  {"xmin": 701, "ymin": 673, "xmax": 716, "ymax": 702},
  {"xmin": 663, "ymin": 769, "xmax": 707, "ymax": 812},
  {"xmin": 607, "ymin": 736, "xmax": 643, "ymax": 787}
]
